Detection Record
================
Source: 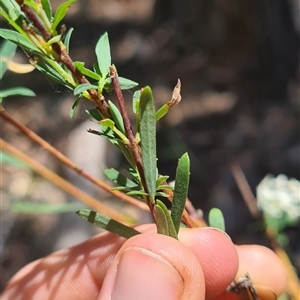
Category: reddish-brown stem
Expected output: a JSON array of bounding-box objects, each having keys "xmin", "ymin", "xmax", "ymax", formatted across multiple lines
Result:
[
  {"xmin": 16, "ymin": 0, "xmax": 110, "ymax": 117},
  {"xmin": 17, "ymin": 0, "xmax": 52, "ymax": 41},
  {"xmin": 109, "ymin": 67, "xmax": 155, "ymax": 214},
  {"xmin": 0, "ymin": 107, "xmax": 148, "ymax": 212}
]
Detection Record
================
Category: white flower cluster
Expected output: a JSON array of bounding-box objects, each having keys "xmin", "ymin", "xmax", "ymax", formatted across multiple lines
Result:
[{"xmin": 256, "ymin": 174, "xmax": 300, "ymax": 221}]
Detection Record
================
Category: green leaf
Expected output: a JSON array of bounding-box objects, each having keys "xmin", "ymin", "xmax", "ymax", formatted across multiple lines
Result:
[
  {"xmin": 0, "ymin": 0, "xmax": 23, "ymax": 21},
  {"xmin": 74, "ymin": 61, "xmax": 101, "ymax": 80},
  {"xmin": 33, "ymin": 59, "xmax": 73, "ymax": 88},
  {"xmin": 63, "ymin": 27, "xmax": 73, "ymax": 54},
  {"xmin": 208, "ymin": 208, "xmax": 225, "ymax": 231},
  {"xmin": 171, "ymin": 153, "xmax": 190, "ymax": 234},
  {"xmin": 77, "ymin": 209, "xmax": 140, "ymax": 238},
  {"xmin": 126, "ymin": 190, "xmax": 148, "ymax": 197},
  {"xmin": 51, "ymin": 0, "xmax": 76, "ymax": 32},
  {"xmin": 157, "ymin": 185, "xmax": 173, "ymax": 190},
  {"xmin": 117, "ymin": 142, "xmax": 136, "ymax": 167},
  {"xmin": 12, "ymin": 202, "xmax": 84, "ymax": 214},
  {"xmin": 132, "ymin": 90, "xmax": 140, "ymax": 114},
  {"xmin": 74, "ymin": 83, "xmax": 98, "ymax": 95},
  {"xmin": 155, "ymin": 104, "xmax": 169, "ymax": 122},
  {"xmin": 85, "ymin": 108, "xmax": 102, "ymax": 121},
  {"xmin": 45, "ymin": 34, "xmax": 61, "ymax": 46},
  {"xmin": 0, "ymin": 87, "xmax": 36, "ymax": 100},
  {"xmin": 0, "ymin": 40, "xmax": 17, "ymax": 79},
  {"xmin": 69, "ymin": 97, "xmax": 81, "ymax": 118},
  {"xmin": 104, "ymin": 168, "xmax": 139, "ymax": 189},
  {"xmin": 155, "ymin": 192, "xmax": 170, "ymax": 198},
  {"xmin": 156, "ymin": 175, "xmax": 169, "ymax": 188},
  {"xmin": 108, "ymin": 100, "xmax": 125, "ymax": 134},
  {"xmin": 155, "ymin": 200, "xmax": 178, "ymax": 239},
  {"xmin": 24, "ymin": 0, "xmax": 39, "ymax": 11},
  {"xmin": 41, "ymin": 0, "xmax": 52, "ymax": 21},
  {"xmin": 100, "ymin": 118, "xmax": 115, "ymax": 129},
  {"xmin": 118, "ymin": 77, "xmax": 138, "ymax": 90},
  {"xmin": 104, "ymin": 77, "xmax": 138, "ymax": 93},
  {"xmin": 139, "ymin": 86, "xmax": 157, "ymax": 200},
  {"xmin": 95, "ymin": 32, "xmax": 111, "ymax": 77},
  {"xmin": 0, "ymin": 29, "xmax": 40, "ymax": 53}
]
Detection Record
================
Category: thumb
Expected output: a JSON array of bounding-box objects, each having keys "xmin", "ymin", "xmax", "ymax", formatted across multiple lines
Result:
[{"xmin": 98, "ymin": 233, "xmax": 205, "ymax": 300}]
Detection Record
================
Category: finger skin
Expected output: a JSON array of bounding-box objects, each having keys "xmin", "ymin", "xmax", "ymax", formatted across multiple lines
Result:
[
  {"xmin": 1, "ymin": 231, "xmax": 125, "ymax": 300},
  {"xmin": 98, "ymin": 233, "xmax": 205, "ymax": 300},
  {"xmin": 1, "ymin": 226, "xmax": 286, "ymax": 300},
  {"xmin": 179, "ymin": 227, "xmax": 239, "ymax": 299},
  {"xmin": 235, "ymin": 245, "xmax": 287, "ymax": 296}
]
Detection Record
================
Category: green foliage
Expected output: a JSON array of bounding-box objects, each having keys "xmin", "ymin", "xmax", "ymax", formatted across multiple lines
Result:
[
  {"xmin": 208, "ymin": 208, "xmax": 226, "ymax": 231},
  {"xmin": 139, "ymin": 86, "xmax": 157, "ymax": 201},
  {"xmin": 77, "ymin": 209, "xmax": 140, "ymax": 238},
  {"xmin": 156, "ymin": 200, "xmax": 178, "ymax": 239},
  {"xmin": 51, "ymin": 0, "xmax": 76, "ymax": 32},
  {"xmin": 12, "ymin": 202, "xmax": 85, "ymax": 214},
  {"xmin": 0, "ymin": 0, "xmax": 226, "ymax": 241},
  {"xmin": 171, "ymin": 153, "xmax": 190, "ymax": 233}
]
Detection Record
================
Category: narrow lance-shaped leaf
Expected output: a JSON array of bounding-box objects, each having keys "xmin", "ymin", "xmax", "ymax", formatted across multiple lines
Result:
[
  {"xmin": 208, "ymin": 208, "xmax": 225, "ymax": 231},
  {"xmin": 108, "ymin": 100, "xmax": 125, "ymax": 134},
  {"xmin": 64, "ymin": 27, "xmax": 74, "ymax": 54},
  {"xmin": 139, "ymin": 86, "xmax": 157, "ymax": 200},
  {"xmin": 104, "ymin": 168, "xmax": 139, "ymax": 190},
  {"xmin": 74, "ymin": 61, "xmax": 101, "ymax": 80},
  {"xmin": 0, "ymin": 88, "xmax": 35, "ymax": 101},
  {"xmin": 41, "ymin": 0, "xmax": 52, "ymax": 21},
  {"xmin": 74, "ymin": 83, "xmax": 98, "ymax": 96},
  {"xmin": 0, "ymin": 29, "xmax": 41, "ymax": 53},
  {"xmin": 171, "ymin": 152, "xmax": 190, "ymax": 234},
  {"xmin": 51, "ymin": 0, "xmax": 77, "ymax": 32},
  {"xmin": 95, "ymin": 32, "xmax": 111, "ymax": 77},
  {"xmin": 155, "ymin": 200, "xmax": 178, "ymax": 239},
  {"xmin": 77, "ymin": 209, "xmax": 140, "ymax": 239},
  {"xmin": 69, "ymin": 97, "xmax": 81, "ymax": 118},
  {"xmin": 12, "ymin": 202, "xmax": 84, "ymax": 214}
]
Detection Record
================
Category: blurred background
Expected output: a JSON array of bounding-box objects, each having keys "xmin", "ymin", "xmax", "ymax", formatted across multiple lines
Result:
[{"xmin": 1, "ymin": 0, "xmax": 299, "ymax": 292}]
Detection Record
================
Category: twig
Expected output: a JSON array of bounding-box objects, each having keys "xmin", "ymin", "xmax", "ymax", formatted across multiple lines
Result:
[
  {"xmin": 16, "ymin": 0, "xmax": 110, "ymax": 116},
  {"xmin": 0, "ymin": 138, "xmax": 132, "ymax": 224},
  {"xmin": 0, "ymin": 107, "xmax": 149, "ymax": 212},
  {"xmin": 230, "ymin": 160, "xmax": 260, "ymax": 217},
  {"xmin": 109, "ymin": 67, "xmax": 155, "ymax": 213}
]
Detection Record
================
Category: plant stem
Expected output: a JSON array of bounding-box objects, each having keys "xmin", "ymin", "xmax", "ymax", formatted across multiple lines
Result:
[
  {"xmin": 0, "ymin": 138, "xmax": 132, "ymax": 224},
  {"xmin": 0, "ymin": 107, "xmax": 149, "ymax": 212},
  {"xmin": 15, "ymin": 0, "xmax": 110, "ymax": 117},
  {"xmin": 109, "ymin": 66, "xmax": 154, "ymax": 214},
  {"xmin": 230, "ymin": 160, "xmax": 259, "ymax": 217}
]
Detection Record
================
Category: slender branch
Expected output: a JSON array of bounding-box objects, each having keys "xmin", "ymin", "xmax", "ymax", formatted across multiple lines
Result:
[
  {"xmin": 0, "ymin": 138, "xmax": 132, "ymax": 224},
  {"xmin": 109, "ymin": 67, "xmax": 153, "ymax": 212},
  {"xmin": 0, "ymin": 107, "xmax": 149, "ymax": 212},
  {"xmin": 17, "ymin": 0, "xmax": 51, "ymax": 41},
  {"xmin": 16, "ymin": 0, "xmax": 110, "ymax": 116},
  {"xmin": 230, "ymin": 160, "xmax": 260, "ymax": 217}
]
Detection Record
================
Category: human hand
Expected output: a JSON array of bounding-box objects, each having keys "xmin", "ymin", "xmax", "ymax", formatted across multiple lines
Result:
[{"xmin": 1, "ymin": 224, "xmax": 286, "ymax": 300}]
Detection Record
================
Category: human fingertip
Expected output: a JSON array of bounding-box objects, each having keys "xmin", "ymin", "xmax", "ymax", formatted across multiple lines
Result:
[{"xmin": 98, "ymin": 233, "xmax": 205, "ymax": 300}]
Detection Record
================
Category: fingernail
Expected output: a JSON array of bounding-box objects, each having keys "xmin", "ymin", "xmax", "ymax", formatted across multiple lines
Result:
[{"xmin": 110, "ymin": 246, "xmax": 184, "ymax": 300}]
